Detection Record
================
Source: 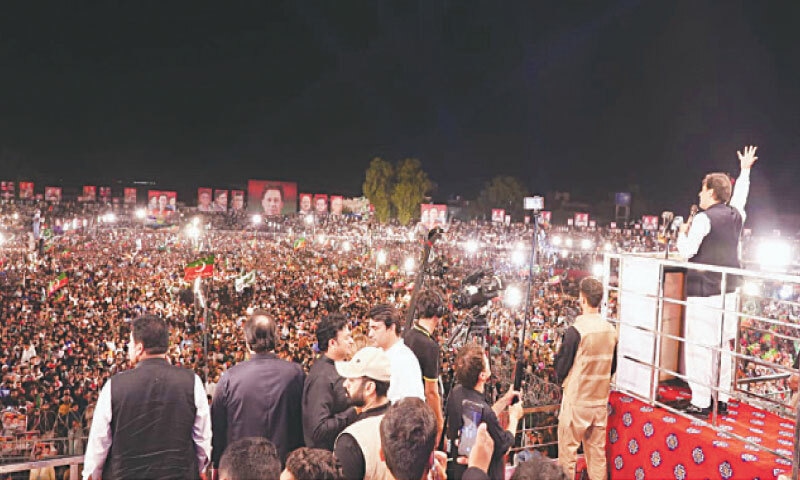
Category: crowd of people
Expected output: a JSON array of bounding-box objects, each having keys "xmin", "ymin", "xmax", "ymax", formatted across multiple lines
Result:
[{"xmin": 0, "ymin": 191, "xmax": 796, "ymax": 479}]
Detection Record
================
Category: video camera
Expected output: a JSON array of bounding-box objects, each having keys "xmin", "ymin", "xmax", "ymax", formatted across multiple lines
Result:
[{"xmin": 452, "ymin": 269, "xmax": 504, "ymax": 309}]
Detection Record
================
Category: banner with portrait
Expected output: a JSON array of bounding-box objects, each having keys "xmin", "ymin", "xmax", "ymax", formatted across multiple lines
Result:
[
  {"xmin": 641, "ymin": 215, "xmax": 659, "ymax": 231},
  {"xmin": 99, "ymin": 187, "xmax": 111, "ymax": 201},
  {"xmin": 313, "ymin": 194, "xmax": 328, "ymax": 215},
  {"xmin": 491, "ymin": 209, "xmax": 505, "ymax": 224},
  {"xmin": 247, "ymin": 180, "xmax": 297, "ymax": 216},
  {"xmin": 540, "ymin": 211, "xmax": 552, "ymax": 224},
  {"xmin": 124, "ymin": 188, "xmax": 137, "ymax": 205},
  {"xmin": 197, "ymin": 188, "xmax": 213, "ymax": 211},
  {"xmin": 213, "ymin": 190, "xmax": 228, "ymax": 212},
  {"xmin": 230, "ymin": 190, "xmax": 245, "ymax": 211},
  {"xmin": 299, "ymin": 193, "xmax": 313, "ymax": 214},
  {"xmin": 147, "ymin": 190, "xmax": 178, "ymax": 225},
  {"xmin": 330, "ymin": 195, "xmax": 344, "ymax": 215},
  {"xmin": 19, "ymin": 182, "xmax": 34, "ymax": 200},
  {"xmin": 574, "ymin": 213, "xmax": 589, "ymax": 227},
  {"xmin": 45, "ymin": 187, "xmax": 62, "ymax": 203},
  {"xmin": 82, "ymin": 186, "xmax": 97, "ymax": 202},
  {"xmin": 420, "ymin": 204, "xmax": 447, "ymax": 229},
  {"xmin": 1, "ymin": 181, "xmax": 15, "ymax": 199}
]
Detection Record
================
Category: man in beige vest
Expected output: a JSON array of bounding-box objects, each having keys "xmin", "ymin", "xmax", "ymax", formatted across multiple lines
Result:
[
  {"xmin": 333, "ymin": 347, "xmax": 393, "ymax": 480},
  {"xmin": 554, "ymin": 277, "xmax": 618, "ymax": 480}
]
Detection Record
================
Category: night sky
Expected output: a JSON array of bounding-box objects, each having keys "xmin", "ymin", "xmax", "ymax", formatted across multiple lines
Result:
[{"xmin": 1, "ymin": 2, "xmax": 798, "ymax": 229}]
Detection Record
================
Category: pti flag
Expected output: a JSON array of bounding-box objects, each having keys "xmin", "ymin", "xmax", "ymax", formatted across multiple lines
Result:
[
  {"xmin": 234, "ymin": 270, "xmax": 256, "ymax": 293},
  {"xmin": 293, "ymin": 237, "xmax": 307, "ymax": 251},
  {"xmin": 48, "ymin": 273, "xmax": 68, "ymax": 296},
  {"xmin": 184, "ymin": 255, "xmax": 215, "ymax": 281}
]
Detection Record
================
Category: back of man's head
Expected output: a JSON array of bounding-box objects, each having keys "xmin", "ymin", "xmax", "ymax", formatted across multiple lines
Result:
[
  {"xmin": 703, "ymin": 172, "xmax": 733, "ymax": 204},
  {"xmin": 131, "ymin": 315, "xmax": 169, "ymax": 355},
  {"xmin": 379, "ymin": 398, "xmax": 437, "ymax": 480},
  {"xmin": 416, "ymin": 289, "xmax": 446, "ymax": 320},
  {"xmin": 244, "ymin": 310, "xmax": 277, "ymax": 353},
  {"xmin": 283, "ymin": 447, "xmax": 343, "ymax": 480},
  {"xmin": 219, "ymin": 437, "xmax": 280, "ymax": 480},
  {"xmin": 510, "ymin": 454, "xmax": 569, "ymax": 480},
  {"xmin": 578, "ymin": 277, "xmax": 603, "ymax": 309}
]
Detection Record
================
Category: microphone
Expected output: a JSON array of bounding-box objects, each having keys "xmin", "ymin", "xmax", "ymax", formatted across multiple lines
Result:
[
  {"xmin": 660, "ymin": 211, "xmax": 674, "ymax": 238},
  {"xmin": 684, "ymin": 205, "xmax": 699, "ymax": 232}
]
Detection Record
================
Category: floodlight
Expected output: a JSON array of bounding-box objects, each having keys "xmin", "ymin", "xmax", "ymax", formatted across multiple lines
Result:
[
  {"xmin": 756, "ymin": 239, "xmax": 792, "ymax": 271},
  {"xmin": 504, "ymin": 285, "xmax": 523, "ymax": 308},
  {"xmin": 404, "ymin": 257, "xmax": 415, "ymax": 272},
  {"xmin": 377, "ymin": 250, "xmax": 387, "ymax": 265},
  {"xmin": 251, "ymin": 214, "xmax": 262, "ymax": 225}
]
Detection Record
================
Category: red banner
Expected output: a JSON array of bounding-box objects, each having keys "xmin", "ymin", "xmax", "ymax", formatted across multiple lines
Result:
[
  {"xmin": 247, "ymin": 180, "xmax": 297, "ymax": 216},
  {"xmin": 330, "ymin": 195, "xmax": 343, "ymax": 215},
  {"xmin": 421, "ymin": 204, "xmax": 447, "ymax": 228},
  {"xmin": 230, "ymin": 190, "xmax": 244, "ymax": 210},
  {"xmin": 19, "ymin": 182, "xmax": 33, "ymax": 199},
  {"xmin": 45, "ymin": 187, "xmax": 62, "ymax": 203},
  {"xmin": 124, "ymin": 188, "xmax": 137, "ymax": 205},
  {"xmin": 491, "ymin": 209, "xmax": 505, "ymax": 223},
  {"xmin": 299, "ymin": 193, "xmax": 313, "ymax": 214},
  {"xmin": 197, "ymin": 188, "xmax": 213, "ymax": 211},
  {"xmin": 313, "ymin": 194, "xmax": 328, "ymax": 214}
]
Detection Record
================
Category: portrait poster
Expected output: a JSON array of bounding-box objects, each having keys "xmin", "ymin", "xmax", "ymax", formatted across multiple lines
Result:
[{"xmin": 247, "ymin": 180, "xmax": 297, "ymax": 216}]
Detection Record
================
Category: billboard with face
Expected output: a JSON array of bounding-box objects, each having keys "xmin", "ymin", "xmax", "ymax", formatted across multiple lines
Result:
[
  {"xmin": 124, "ymin": 188, "xmax": 137, "ymax": 205},
  {"xmin": 0, "ymin": 182, "xmax": 14, "ymax": 199},
  {"xmin": 642, "ymin": 215, "xmax": 659, "ymax": 231},
  {"xmin": 330, "ymin": 195, "xmax": 343, "ymax": 215},
  {"xmin": 82, "ymin": 186, "xmax": 97, "ymax": 202},
  {"xmin": 247, "ymin": 180, "xmax": 297, "ymax": 216},
  {"xmin": 213, "ymin": 190, "xmax": 228, "ymax": 212},
  {"xmin": 574, "ymin": 213, "xmax": 589, "ymax": 227},
  {"xmin": 99, "ymin": 187, "xmax": 111, "ymax": 200},
  {"xmin": 230, "ymin": 190, "xmax": 245, "ymax": 211},
  {"xmin": 313, "ymin": 194, "xmax": 328, "ymax": 214},
  {"xmin": 19, "ymin": 182, "xmax": 34, "ymax": 200},
  {"xmin": 45, "ymin": 187, "xmax": 62, "ymax": 202},
  {"xmin": 148, "ymin": 190, "xmax": 177, "ymax": 215},
  {"xmin": 420, "ymin": 204, "xmax": 447, "ymax": 229},
  {"xmin": 197, "ymin": 188, "xmax": 213, "ymax": 211},
  {"xmin": 491, "ymin": 209, "xmax": 505, "ymax": 223},
  {"xmin": 299, "ymin": 193, "xmax": 313, "ymax": 214}
]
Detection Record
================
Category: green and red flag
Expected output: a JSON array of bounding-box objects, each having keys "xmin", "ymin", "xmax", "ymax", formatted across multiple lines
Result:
[
  {"xmin": 293, "ymin": 237, "xmax": 307, "ymax": 251},
  {"xmin": 48, "ymin": 273, "xmax": 68, "ymax": 296},
  {"xmin": 184, "ymin": 255, "xmax": 215, "ymax": 282}
]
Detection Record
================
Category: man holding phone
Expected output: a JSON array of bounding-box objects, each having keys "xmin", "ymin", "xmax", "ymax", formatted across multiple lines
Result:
[{"xmin": 445, "ymin": 345, "xmax": 523, "ymax": 480}]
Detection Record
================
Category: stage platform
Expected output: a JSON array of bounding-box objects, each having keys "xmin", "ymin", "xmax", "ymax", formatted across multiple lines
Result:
[{"xmin": 607, "ymin": 388, "xmax": 794, "ymax": 479}]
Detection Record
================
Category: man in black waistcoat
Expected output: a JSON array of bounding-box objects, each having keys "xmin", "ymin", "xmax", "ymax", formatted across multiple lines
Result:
[
  {"xmin": 677, "ymin": 145, "xmax": 758, "ymax": 416},
  {"xmin": 82, "ymin": 315, "xmax": 212, "ymax": 480},
  {"xmin": 211, "ymin": 309, "xmax": 304, "ymax": 467}
]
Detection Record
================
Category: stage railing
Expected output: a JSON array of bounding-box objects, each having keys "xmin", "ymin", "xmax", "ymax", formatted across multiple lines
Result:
[{"xmin": 601, "ymin": 253, "xmax": 800, "ymax": 480}]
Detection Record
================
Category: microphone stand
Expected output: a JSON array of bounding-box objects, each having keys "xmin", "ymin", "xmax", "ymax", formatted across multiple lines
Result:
[
  {"xmin": 404, "ymin": 227, "xmax": 443, "ymax": 332},
  {"xmin": 514, "ymin": 212, "xmax": 539, "ymax": 400}
]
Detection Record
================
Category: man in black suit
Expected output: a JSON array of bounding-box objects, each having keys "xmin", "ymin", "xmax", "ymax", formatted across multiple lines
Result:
[{"xmin": 211, "ymin": 309, "xmax": 305, "ymax": 466}]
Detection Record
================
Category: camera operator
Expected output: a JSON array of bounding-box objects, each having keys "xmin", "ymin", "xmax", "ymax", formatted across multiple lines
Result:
[
  {"xmin": 404, "ymin": 288, "xmax": 446, "ymax": 443},
  {"xmin": 445, "ymin": 344, "xmax": 523, "ymax": 480}
]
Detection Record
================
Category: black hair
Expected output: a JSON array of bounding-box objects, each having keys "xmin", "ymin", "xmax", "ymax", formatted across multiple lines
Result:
[
  {"xmin": 316, "ymin": 313, "xmax": 348, "ymax": 353},
  {"xmin": 262, "ymin": 184, "xmax": 285, "ymax": 200},
  {"xmin": 218, "ymin": 437, "xmax": 280, "ymax": 480},
  {"xmin": 131, "ymin": 315, "xmax": 169, "ymax": 355},
  {"xmin": 510, "ymin": 454, "xmax": 569, "ymax": 480},
  {"xmin": 244, "ymin": 309, "xmax": 277, "ymax": 353},
  {"xmin": 373, "ymin": 379, "xmax": 390, "ymax": 399},
  {"xmin": 455, "ymin": 344, "xmax": 485, "ymax": 390},
  {"xmin": 579, "ymin": 277, "xmax": 603, "ymax": 308},
  {"xmin": 416, "ymin": 289, "xmax": 446, "ymax": 319},
  {"xmin": 368, "ymin": 304, "xmax": 401, "ymax": 335},
  {"xmin": 379, "ymin": 398, "xmax": 437, "ymax": 480},
  {"xmin": 284, "ymin": 447, "xmax": 343, "ymax": 480}
]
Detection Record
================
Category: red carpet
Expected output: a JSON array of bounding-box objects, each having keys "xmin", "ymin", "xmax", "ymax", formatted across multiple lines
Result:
[{"xmin": 607, "ymin": 389, "xmax": 794, "ymax": 479}]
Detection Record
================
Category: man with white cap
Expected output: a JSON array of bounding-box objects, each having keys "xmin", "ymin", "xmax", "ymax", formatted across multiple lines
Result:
[{"xmin": 333, "ymin": 347, "xmax": 393, "ymax": 480}]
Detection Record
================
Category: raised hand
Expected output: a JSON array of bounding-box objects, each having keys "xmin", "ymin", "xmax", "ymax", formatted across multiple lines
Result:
[{"xmin": 737, "ymin": 145, "xmax": 758, "ymax": 170}]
